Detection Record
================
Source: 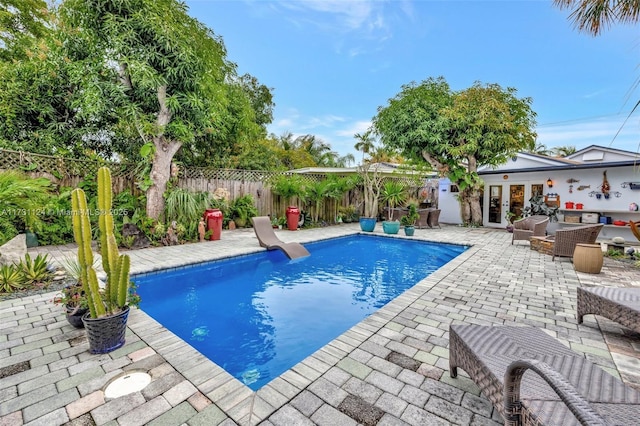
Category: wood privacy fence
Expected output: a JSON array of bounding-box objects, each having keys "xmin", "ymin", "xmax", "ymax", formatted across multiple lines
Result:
[{"xmin": 0, "ymin": 148, "xmax": 438, "ymax": 221}]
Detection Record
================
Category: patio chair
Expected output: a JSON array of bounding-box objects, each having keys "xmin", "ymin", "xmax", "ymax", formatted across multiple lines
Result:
[
  {"xmin": 548, "ymin": 224, "xmax": 603, "ymax": 260},
  {"xmin": 416, "ymin": 208, "xmax": 432, "ymax": 229},
  {"xmin": 577, "ymin": 286, "xmax": 640, "ymax": 333},
  {"xmin": 449, "ymin": 324, "xmax": 640, "ymax": 425},
  {"xmin": 250, "ymin": 216, "xmax": 310, "ymax": 259},
  {"xmin": 383, "ymin": 207, "xmax": 407, "ymax": 221},
  {"xmin": 427, "ymin": 209, "xmax": 441, "ymax": 229},
  {"xmin": 512, "ymin": 215, "xmax": 549, "ymax": 245}
]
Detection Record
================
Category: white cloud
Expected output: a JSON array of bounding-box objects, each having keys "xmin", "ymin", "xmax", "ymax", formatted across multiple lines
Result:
[{"xmin": 336, "ymin": 120, "xmax": 372, "ymax": 137}]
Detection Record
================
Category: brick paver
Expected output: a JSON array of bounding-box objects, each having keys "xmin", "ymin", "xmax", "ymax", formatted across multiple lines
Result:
[{"xmin": 0, "ymin": 224, "xmax": 638, "ymax": 425}]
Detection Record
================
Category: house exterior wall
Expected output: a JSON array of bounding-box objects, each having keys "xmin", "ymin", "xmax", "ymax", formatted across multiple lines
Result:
[{"xmin": 481, "ymin": 164, "xmax": 640, "ymax": 241}]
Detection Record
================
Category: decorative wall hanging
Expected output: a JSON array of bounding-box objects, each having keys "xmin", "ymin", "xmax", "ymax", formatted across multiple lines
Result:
[{"xmin": 621, "ymin": 182, "xmax": 640, "ymax": 190}]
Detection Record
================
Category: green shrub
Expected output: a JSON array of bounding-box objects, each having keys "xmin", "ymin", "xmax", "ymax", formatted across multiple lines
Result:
[{"xmin": 0, "ymin": 264, "xmax": 25, "ymax": 293}]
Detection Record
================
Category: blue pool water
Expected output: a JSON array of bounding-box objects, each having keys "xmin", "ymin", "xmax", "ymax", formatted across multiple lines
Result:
[{"xmin": 135, "ymin": 235, "xmax": 467, "ymax": 390}]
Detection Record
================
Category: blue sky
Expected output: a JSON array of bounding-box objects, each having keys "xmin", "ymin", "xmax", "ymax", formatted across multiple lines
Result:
[{"xmin": 186, "ymin": 0, "xmax": 639, "ymax": 162}]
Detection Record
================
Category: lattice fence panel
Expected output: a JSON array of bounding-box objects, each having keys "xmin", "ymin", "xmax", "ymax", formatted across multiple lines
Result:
[{"xmin": 0, "ymin": 149, "xmax": 438, "ymax": 221}]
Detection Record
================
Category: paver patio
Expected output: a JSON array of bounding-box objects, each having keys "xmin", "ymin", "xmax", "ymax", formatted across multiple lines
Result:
[{"xmin": 1, "ymin": 224, "xmax": 639, "ymax": 425}]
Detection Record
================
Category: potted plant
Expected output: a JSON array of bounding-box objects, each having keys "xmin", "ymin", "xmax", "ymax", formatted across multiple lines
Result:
[
  {"xmin": 230, "ymin": 195, "xmax": 259, "ymax": 228},
  {"xmin": 400, "ymin": 203, "xmax": 419, "ymax": 236},
  {"xmin": 54, "ymin": 256, "xmax": 97, "ymax": 328},
  {"xmin": 380, "ymin": 180, "xmax": 407, "ymax": 234},
  {"xmin": 71, "ymin": 167, "xmax": 139, "ymax": 354}
]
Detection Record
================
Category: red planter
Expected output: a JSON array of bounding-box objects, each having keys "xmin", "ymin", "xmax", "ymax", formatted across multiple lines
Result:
[
  {"xmin": 286, "ymin": 206, "xmax": 300, "ymax": 231},
  {"xmin": 203, "ymin": 209, "xmax": 223, "ymax": 240}
]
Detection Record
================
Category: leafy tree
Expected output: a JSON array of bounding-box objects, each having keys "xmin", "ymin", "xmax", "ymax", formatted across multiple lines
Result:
[
  {"xmin": 0, "ymin": 0, "xmax": 50, "ymax": 60},
  {"xmin": 0, "ymin": 14, "xmax": 121, "ymax": 158},
  {"xmin": 59, "ymin": 0, "xmax": 270, "ymax": 219},
  {"xmin": 553, "ymin": 0, "xmax": 640, "ymax": 35},
  {"xmin": 373, "ymin": 76, "xmax": 536, "ymax": 226}
]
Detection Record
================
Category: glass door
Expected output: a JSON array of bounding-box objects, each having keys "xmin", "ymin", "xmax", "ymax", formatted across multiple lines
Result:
[
  {"xmin": 488, "ymin": 185, "xmax": 502, "ymax": 224},
  {"xmin": 509, "ymin": 184, "xmax": 525, "ymax": 220}
]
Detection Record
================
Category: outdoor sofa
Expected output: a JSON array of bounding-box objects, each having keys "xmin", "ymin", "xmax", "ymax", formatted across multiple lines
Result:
[
  {"xmin": 512, "ymin": 215, "xmax": 549, "ymax": 245},
  {"xmin": 449, "ymin": 324, "xmax": 640, "ymax": 425},
  {"xmin": 577, "ymin": 286, "xmax": 640, "ymax": 333}
]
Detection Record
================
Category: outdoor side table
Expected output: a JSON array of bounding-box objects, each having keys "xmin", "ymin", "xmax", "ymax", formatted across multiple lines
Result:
[{"xmin": 573, "ymin": 243, "xmax": 603, "ymax": 274}]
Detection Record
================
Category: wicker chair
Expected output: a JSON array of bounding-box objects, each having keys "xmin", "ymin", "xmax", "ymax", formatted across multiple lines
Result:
[
  {"xmin": 427, "ymin": 209, "xmax": 441, "ymax": 229},
  {"xmin": 416, "ymin": 208, "xmax": 431, "ymax": 229},
  {"xmin": 577, "ymin": 286, "xmax": 640, "ymax": 333},
  {"xmin": 383, "ymin": 207, "xmax": 407, "ymax": 222},
  {"xmin": 548, "ymin": 224, "xmax": 603, "ymax": 260},
  {"xmin": 450, "ymin": 324, "xmax": 640, "ymax": 425},
  {"xmin": 512, "ymin": 215, "xmax": 549, "ymax": 245}
]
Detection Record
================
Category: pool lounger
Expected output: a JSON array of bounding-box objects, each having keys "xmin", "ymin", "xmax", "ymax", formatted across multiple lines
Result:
[{"xmin": 250, "ymin": 216, "xmax": 310, "ymax": 259}]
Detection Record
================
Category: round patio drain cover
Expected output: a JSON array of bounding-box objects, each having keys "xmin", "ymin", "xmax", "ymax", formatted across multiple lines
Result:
[{"xmin": 104, "ymin": 372, "xmax": 151, "ymax": 399}]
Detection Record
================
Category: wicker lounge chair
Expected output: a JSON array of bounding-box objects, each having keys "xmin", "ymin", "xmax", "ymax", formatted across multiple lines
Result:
[
  {"xmin": 450, "ymin": 324, "xmax": 640, "ymax": 425},
  {"xmin": 250, "ymin": 216, "xmax": 310, "ymax": 259},
  {"xmin": 577, "ymin": 286, "xmax": 640, "ymax": 333},
  {"xmin": 512, "ymin": 215, "xmax": 549, "ymax": 245},
  {"xmin": 427, "ymin": 209, "xmax": 441, "ymax": 229},
  {"xmin": 547, "ymin": 224, "xmax": 603, "ymax": 260}
]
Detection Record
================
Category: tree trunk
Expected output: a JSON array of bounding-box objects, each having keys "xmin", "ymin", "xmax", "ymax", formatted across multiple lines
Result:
[
  {"xmin": 145, "ymin": 85, "xmax": 181, "ymax": 220},
  {"xmin": 146, "ymin": 137, "xmax": 181, "ymax": 220},
  {"xmin": 469, "ymin": 188, "xmax": 483, "ymax": 226}
]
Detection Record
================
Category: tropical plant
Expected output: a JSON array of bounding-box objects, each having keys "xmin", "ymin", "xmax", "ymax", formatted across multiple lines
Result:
[
  {"xmin": 0, "ymin": 170, "xmax": 52, "ymax": 244},
  {"xmin": 553, "ymin": 0, "xmax": 639, "ymax": 36},
  {"xmin": 0, "ymin": 264, "xmax": 25, "ymax": 293},
  {"xmin": 18, "ymin": 253, "xmax": 52, "ymax": 285},
  {"xmin": 305, "ymin": 179, "xmax": 332, "ymax": 223},
  {"xmin": 380, "ymin": 180, "xmax": 408, "ymax": 221},
  {"xmin": 338, "ymin": 205, "xmax": 358, "ymax": 223},
  {"xmin": 522, "ymin": 193, "xmax": 559, "ymax": 222},
  {"xmin": 71, "ymin": 166, "xmax": 136, "ymax": 318},
  {"xmin": 229, "ymin": 195, "xmax": 258, "ymax": 228},
  {"xmin": 269, "ymin": 174, "xmax": 306, "ymax": 207},
  {"xmin": 354, "ymin": 131, "xmax": 384, "ymax": 218},
  {"xmin": 400, "ymin": 203, "xmax": 419, "ymax": 227},
  {"xmin": 37, "ymin": 188, "xmax": 74, "ymax": 246}
]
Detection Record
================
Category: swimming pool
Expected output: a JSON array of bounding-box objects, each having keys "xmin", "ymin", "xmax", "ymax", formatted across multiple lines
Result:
[{"xmin": 135, "ymin": 235, "xmax": 467, "ymax": 390}]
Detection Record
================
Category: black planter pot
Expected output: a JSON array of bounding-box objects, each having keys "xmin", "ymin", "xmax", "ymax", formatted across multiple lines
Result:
[
  {"xmin": 65, "ymin": 305, "xmax": 89, "ymax": 328},
  {"xmin": 82, "ymin": 306, "xmax": 130, "ymax": 354}
]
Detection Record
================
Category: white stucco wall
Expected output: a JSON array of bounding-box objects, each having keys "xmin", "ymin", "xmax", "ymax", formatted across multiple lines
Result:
[{"xmin": 437, "ymin": 177, "xmax": 463, "ymax": 225}]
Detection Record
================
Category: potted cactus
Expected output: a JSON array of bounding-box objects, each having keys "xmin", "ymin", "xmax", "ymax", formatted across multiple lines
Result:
[{"xmin": 71, "ymin": 167, "xmax": 138, "ymax": 354}]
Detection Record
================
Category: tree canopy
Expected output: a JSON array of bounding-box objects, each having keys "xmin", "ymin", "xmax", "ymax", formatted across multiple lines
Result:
[{"xmin": 373, "ymin": 76, "xmax": 537, "ymax": 226}]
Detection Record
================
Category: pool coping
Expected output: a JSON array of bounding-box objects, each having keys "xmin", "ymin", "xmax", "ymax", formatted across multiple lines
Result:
[{"xmin": 126, "ymin": 230, "xmax": 477, "ymax": 424}]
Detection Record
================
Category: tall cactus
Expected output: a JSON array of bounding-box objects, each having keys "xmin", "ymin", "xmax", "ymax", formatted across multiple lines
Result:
[
  {"xmin": 71, "ymin": 188, "xmax": 106, "ymax": 318},
  {"xmin": 71, "ymin": 167, "xmax": 132, "ymax": 318}
]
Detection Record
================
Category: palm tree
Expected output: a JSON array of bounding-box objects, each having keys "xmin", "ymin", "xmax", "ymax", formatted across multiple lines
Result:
[
  {"xmin": 528, "ymin": 143, "xmax": 551, "ymax": 156},
  {"xmin": 354, "ymin": 131, "xmax": 375, "ymax": 163},
  {"xmin": 551, "ymin": 145, "xmax": 577, "ymax": 157},
  {"xmin": 553, "ymin": 0, "xmax": 639, "ymax": 36}
]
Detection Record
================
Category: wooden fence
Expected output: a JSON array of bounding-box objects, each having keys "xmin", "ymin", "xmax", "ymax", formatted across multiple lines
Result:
[{"xmin": 0, "ymin": 148, "xmax": 438, "ymax": 222}]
